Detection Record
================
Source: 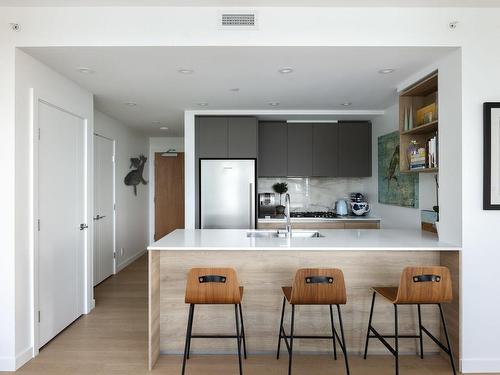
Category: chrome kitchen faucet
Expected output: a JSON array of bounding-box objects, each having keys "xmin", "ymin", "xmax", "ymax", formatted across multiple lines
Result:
[{"xmin": 284, "ymin": 193, "xmax": 292, "ymax": 237}]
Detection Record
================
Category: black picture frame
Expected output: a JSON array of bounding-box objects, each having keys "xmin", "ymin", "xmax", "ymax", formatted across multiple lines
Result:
[{"xmin": 483, "ymin": 102, "xmax": 500, "ymax": 210}]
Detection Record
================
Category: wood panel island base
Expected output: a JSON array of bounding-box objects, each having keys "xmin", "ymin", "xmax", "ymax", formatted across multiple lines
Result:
[{"xmin": 148, "ymin": 229, "xmax": 460, "ymax": 371}]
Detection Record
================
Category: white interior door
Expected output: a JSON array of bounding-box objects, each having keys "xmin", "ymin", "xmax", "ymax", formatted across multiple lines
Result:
[
  {"xmin": 93, "ymin": 135, "xmax": 115, "ymax": 286},
  {"xmin": 38, "ymin": 101, "xmax": 85, "ymax": 347}
]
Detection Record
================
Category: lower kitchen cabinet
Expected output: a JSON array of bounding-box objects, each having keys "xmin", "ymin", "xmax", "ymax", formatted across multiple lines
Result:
[{"xmin": 257, "ymin": 220, "xmax": 380, "ymax": 230}]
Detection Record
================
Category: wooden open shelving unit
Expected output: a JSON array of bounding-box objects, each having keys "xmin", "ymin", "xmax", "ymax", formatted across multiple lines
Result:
[{"xmin": 399, "ymin": 71, "xmax": 439, "ymax": 173}]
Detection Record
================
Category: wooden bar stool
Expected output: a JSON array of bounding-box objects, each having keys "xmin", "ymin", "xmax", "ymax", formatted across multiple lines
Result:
[
  {"xmin": 181, "ymin": 268, "xmax": 247, "ymax": 375},
  {"xmin": 277, "ymin": 268, "xmax": 350, "ymax": 375},
  {"xmin": 363, "ymin": 266, "xmax": 456, "ymax": 375}
]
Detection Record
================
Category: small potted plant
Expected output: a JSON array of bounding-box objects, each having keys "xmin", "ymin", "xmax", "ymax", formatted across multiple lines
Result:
[{"xmin": 272, "ymin": 182, "xmax": 288, "ymax": 216}]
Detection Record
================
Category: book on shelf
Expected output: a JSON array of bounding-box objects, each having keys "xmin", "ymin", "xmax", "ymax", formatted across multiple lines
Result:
[
  {"xmin": 407, "ymin": 136, "xmax": 438, "ymax": 170},
  {"xmin": 410, "ymin": 164, "xmax": 427, "ymax": 170},
  {"xmin": 426, "ymin": 134, "xmax": 438, "ymax": 169}
]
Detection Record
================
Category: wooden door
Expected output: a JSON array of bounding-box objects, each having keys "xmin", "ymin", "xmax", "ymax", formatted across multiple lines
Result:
[{"xmin": 155, "ymin": 152, "xmax": 185, "ymax": 240}]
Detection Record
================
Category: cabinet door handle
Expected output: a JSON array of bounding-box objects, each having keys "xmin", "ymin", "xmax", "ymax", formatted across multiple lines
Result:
[{"xmin": 80, "ymin": 223, "xmax": 89, "ymax": 230}]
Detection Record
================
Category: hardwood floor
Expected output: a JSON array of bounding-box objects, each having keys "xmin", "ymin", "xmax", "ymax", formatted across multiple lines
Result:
[{"xmin": 13, "ymin": 254, "xmax": 477, "ymax": 374}]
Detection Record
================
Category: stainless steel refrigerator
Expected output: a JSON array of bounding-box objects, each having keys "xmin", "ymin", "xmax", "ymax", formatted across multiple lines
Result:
[{"xmin": 200, "ymin": 159, "xmax": 256, "ymax": 229}]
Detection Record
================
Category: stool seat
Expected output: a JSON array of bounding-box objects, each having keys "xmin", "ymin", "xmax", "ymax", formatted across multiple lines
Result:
[
  {"xmin": 372, "ymin": 286, "xmax": 398, "ymax": 303},
  {"xmin": 281, "ymin": 286, "xmax": 292, "ymax": 302},
  {"xmin": 364, "ymin": 266, "xmax": 456, "ymax": 375},
  {"xmin": 278, "ymin": 269, "xmax": 350, "ymax": 375},
  {"xmin": 185, "ymin": 268, "xmax": 244, "ymax": 304},
  {"xmin": 182, "ymin": 268, "xmax": 247, "ymax": 375}
]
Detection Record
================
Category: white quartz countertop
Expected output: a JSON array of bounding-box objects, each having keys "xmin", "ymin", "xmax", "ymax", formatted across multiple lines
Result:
[
  {"xmin": 258, "ymin": 216, "xmax": 380, "ymax": 223},
  {"xmin": 148, "ymin": 229, "xmax": 460, "ymax": 251}
]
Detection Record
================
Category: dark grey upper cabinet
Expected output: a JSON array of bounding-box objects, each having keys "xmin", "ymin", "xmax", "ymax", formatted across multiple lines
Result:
[
  {"xmin": 197, "ymin": 116, "xmax": 258, "ymax": 159},
  {"xmin": 287, "ymin": 123, "xmax": 313, "ymax": 176},
  {"xmin": 197, "ymin": 117, "xmax": 228, "ymax": 158},
  {"xmin": 227, "ymin": 117, "xmax": 258, "ymax": 158},
  {"xmin": 258, "ymin": 122, "xmax": 287, "ymax": 177},
  {"xmin": 338, "ymin": 122, "xmax": 372, "ymax": 177},
  {"xmin": 312, "ymin": 123, "xmax": 339, "ymax": 177}
]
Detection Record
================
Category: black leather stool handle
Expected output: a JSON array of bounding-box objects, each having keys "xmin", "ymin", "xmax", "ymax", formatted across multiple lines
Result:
[
  {"xmin": 305, "ymin": 276, "xmax": 334, "ymax": 284},
  {"xmin": 413, "ymin": 274, "xmax": 441, "ymax": 283},
  {"xmin": 198, "ymin": 275, "xmax": 227, "ymax": 283}
]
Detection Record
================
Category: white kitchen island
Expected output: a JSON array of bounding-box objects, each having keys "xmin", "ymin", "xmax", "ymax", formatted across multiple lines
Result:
[{"xmin": 148, "ymin": 229, "xmax": 460, "ymax": 370}]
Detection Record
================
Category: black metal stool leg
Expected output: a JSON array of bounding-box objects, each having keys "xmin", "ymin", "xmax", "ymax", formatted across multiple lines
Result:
[
  {"xmin": 288, "ymin": 304, "xmax": 295, "ymax": 375},
  {"xmin": 329, "ymin": 305, "xmax": 338, "ymax": 360},
  {"xmin": 337, "ymin": 305, "xmax": 350, "ymax": 375},
  {"xmin": 186, "ymin": 304, "xmax": 195, "ymax": 360},
  {"xmin": 238, "ymin": 304, "xmax": 247, "ymax": 359},
  {"xmin": 181, "ymin": 304, "xmax": 194, "ymax": 375},
  {"xmin": 439, "ymin": 304, "xmax": 457, "ymax": 375},
  {"xmin": 277, "ymin": 297, "xmax": 286, "ymax": 360},
  {"xmin": 394, "ymin": 304, "xmax": 399, "ymax": 375},
  {"xmin": 234, "ymin": 304, "xmax": 243, "ymax": 375},
  {"xmin": 417, "ymin": 304, "xmax": 424, "ymax": 359},
  {"xmin": 364, "ymin": 291, "xmax": 376, "ymax": 359}
]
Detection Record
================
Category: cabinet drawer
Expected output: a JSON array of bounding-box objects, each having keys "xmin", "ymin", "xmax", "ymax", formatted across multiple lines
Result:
[
  {"xmin": 257, "ymin": 222, "xmax": 345, "ymax": 230},
  {"xmin": 344, "ymin": 221, "xmax": 380, "ymax": 229}
]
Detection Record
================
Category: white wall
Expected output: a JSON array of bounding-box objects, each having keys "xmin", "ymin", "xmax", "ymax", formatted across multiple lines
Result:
[
  {"xmin": 148, "ymin": 137, "xmax": 184, "ymax": 243},
  {"xmin": 94, "ymin": 111, "xmax": 149, "ymax": 271},
  {"xmin": 368, "ymin": 103, "xmax": 437, "ymax": 229},
  {"xmin": 0, "ymin": 6, "xmax": 499, "ymax": 373},
  {"xmin": 395, "ymin": 49, "xmax": 463, "ymax": 244},
  {"xmin": 13, "ymin": 49, "xmax": 94, "ymax": 369}
]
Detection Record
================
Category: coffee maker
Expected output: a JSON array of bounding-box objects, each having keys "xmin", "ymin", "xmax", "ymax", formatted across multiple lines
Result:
[{"xmin": 258, "ymin": 193, "xmax": 277, "ymax": 218}]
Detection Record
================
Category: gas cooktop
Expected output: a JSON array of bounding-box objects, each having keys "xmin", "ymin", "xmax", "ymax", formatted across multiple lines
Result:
[{"xmin": 290, "ymin": 211, "xmax": 338, "ymax": 218}]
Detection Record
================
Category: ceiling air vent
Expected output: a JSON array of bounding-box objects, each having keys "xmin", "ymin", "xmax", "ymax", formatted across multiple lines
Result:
[{"xmin": 219, "ymin": 12, "xmax": 258, "ymax": 30}]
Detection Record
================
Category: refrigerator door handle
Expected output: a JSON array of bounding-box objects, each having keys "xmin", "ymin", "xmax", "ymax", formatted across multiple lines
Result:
[{"xmin": 249, "ymin": 182, "xmax": 255, "ymax": 229}]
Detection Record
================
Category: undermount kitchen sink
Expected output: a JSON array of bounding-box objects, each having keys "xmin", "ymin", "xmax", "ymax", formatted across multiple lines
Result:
[{"xmin": 246, "ymin": 230, "xmax": 324, "ymax": 238}]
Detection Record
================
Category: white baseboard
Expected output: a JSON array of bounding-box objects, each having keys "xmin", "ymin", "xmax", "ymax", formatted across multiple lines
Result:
[
  {"xmin": 16, "ymin": 346, "xmax": 33, "ymax": 370},
  {"xmin": 0, "ymin": 356, "xmax": 15, "ymax": 371},
  {"xmin": 116, "ymin": 249, "xmax": 147, "ymax": 273},
  {"xmin": 461, "ymin": 358, "xmax": 500, "ymax": 373}
]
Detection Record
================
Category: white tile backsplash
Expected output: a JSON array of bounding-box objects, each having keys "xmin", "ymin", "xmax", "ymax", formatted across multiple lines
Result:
[{"xmin": 258, "ymin": 177, "xmax": 370, "ymax": 211}]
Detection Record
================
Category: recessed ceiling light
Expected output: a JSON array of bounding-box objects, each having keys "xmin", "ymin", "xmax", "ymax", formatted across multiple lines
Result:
[
  {"xmin": 378, "ymin": 68, "xmax": 395, "ymax": 74},
  {"xmin": 197, "ymin": 102, "xmax": 209, "ymax": 107},
  {"xmin": 160, "ymin": 126, "xmax": 169, "ymax": 130},
  {"xmin": 279, "ymin": 67, "xmax": 294, "ymax": 74},
  {"xmin": 268, "ymin": 102, "xmax": 280, "ymax": 107},
  {"xmin": 124, "ymin": 101, "xmax": 137, "ymax": 107},
  {"xmin": 341, "ymin": 102, "xmax": 352, "ymax": 106},
  {"xmin": 178, "ymin": 68, "xmax": 194, "ymax": 74},
  {"xmin": 77, "ymin": 67, "xmax": 94, "ymax": 74},
  {"xmin": 230, "ymin": 88, "xmax": 240, "ymax": 92}
]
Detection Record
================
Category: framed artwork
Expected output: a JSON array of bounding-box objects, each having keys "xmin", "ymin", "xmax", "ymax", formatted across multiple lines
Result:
[
  {"xmin": 378, "ymin": 131, "xmax": 419, "ymax": 208},
  {"xmin": 484, "ymin": 102, "xmax": 500, "ymax": 210}
]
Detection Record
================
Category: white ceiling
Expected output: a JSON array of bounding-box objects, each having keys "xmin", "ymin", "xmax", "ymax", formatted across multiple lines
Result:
[
  {"xmin": 2, "ymin": 0, "xmax": 500, "ymax": 6},
  {"xmin": 22, "ymin": 46, "xmax": 454, "ymax": 136}
]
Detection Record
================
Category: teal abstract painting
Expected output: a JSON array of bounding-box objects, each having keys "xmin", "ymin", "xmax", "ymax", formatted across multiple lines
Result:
[{"xmin": 378, "ymin": 131, "xmax": 419, "ymax": 208}]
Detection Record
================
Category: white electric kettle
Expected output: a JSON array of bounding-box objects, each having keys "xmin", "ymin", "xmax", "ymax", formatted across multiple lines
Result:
[{"xmin": 335, "ymin": 199, "xmax": 349, "ymax": 216}]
